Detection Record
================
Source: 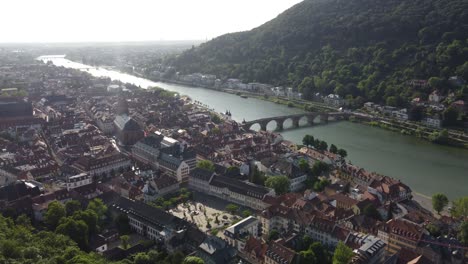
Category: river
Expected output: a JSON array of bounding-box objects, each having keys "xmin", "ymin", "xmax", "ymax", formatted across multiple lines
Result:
[{"xmin": 40, "ymin": 56, "xmax": 468, "ymax": 200}]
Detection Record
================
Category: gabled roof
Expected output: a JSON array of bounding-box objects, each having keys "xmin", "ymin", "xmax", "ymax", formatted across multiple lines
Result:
[
  {"xmin": 210, "ymin": 175, "xmax": 271, "ymax": 200},
  {"xmin": 158, "ymin": 152, "xmax": 183, "ymax": 169},
  {"xmin": 244, "ymin": 236, "xmax": 267, "ymax": 260},
  {"xmin": 109, "ymin": 196, "xmax": 185, "ymax": 231},
  {"xmin": 0, "ymin": 181, "xmax": 41, "ymax": 202},
  {"xmin": 265, "ymin": 240, "xmax": 297, "ymax": 264},
  {"xmin": 190, "ymin": 167, "xmax": 214, "ymax": 182},
  {"xmin": 137, "ymin": 134, "xmax": 164, "ymax": 149}
]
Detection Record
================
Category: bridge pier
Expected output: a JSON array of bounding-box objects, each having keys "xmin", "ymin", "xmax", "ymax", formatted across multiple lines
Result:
[
  {"xmin": 307, "ymin": 115, "xmax": 315, "ymax": 125},
  {"xmin": 276, "ymin": 121, "xmax": 284, "ymax": 131},
  {"xmin": 292, "ymin": 117, "xmax": 300, "ymax": 128},
  {"xmin": 260, "ymin": 121, "xmax": 268, "ymax": 131},
  {"xmin": 320, "ymin": 113, "xmax": 329, "ymax": 123}
]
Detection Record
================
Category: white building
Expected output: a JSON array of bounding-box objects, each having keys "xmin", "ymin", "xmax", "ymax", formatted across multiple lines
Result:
[
  {"xmin": 132, "ymin": 134, "xmax": 167, "ymax": 164},
  {"xmin": 143, "ymin": 174, "xmax": 180, "ymax": 202},
  {"xmin": 224, "ymin": 216, "xmax": 259, "ymax": 251},
  {"xmin": 324, "ymin": 94, "xmax": 345, "ymax": 107},
  {"xmin": 66, "ymin": 173, "xmax": 92, "ymax": 191},
  {"xmin": 109, "ymin": 196, "xmax": 186, "ymax": 243},
  {"xmin": 189, "ymin": 168, "xmax": 274, "ymax": 211},
  {"xmin": 158, "ymin": 153, "xmax": 192, "ymax": 183},
  {"xmin": 423, "ymin": 116, "xmax": 442, "ymax": 128},
  {"xmin": 392, "ymin": 108, "xmax": 409, "ymax": 121},
  {"xmin": 73, "ymin": 154, "xmax": 131, "ymax": 178}
]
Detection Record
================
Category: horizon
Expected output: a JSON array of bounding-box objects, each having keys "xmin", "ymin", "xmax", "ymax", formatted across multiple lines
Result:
[{"xmin": 0, "ymin": 0, "xmax": 302, "ymax": 43}]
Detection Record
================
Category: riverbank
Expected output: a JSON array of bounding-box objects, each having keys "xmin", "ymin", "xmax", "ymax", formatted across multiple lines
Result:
[
  {"xmin": 357, "ymin": 118, "xmax": 468, "ymax": 149},
  {"xmin": 144, "ymin": 74, "xmax": 468, "ymax": 150},
  {"xmin": 413, "ymin": 192, "xmax": 434, "ymax": 214}
]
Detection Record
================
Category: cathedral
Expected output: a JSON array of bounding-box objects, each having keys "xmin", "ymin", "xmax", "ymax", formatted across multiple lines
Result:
[{"xmin": 113, "ymin": 98, "xmax": 144, "ymax": 146}]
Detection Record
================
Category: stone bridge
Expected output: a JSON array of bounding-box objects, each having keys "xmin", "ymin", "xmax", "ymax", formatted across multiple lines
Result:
[{"xmin": 241, "ymin": 112, "xmax": 349, "ymax": 131}]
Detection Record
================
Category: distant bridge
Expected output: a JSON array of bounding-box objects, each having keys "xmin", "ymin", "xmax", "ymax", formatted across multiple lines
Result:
[{"xmin": 242, "ymin": 112, "xmax": 349, "ymax": 131}]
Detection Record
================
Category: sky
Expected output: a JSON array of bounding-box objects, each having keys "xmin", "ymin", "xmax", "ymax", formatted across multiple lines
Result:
[{"xmin": 0, "ymin": 0, "xmax": 303, "ymax": 43}]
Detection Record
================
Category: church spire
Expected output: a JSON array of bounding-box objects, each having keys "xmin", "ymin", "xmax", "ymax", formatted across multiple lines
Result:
[{"xmin": 116, "ymin": 98, "xmax": 129, "ymax": 115}]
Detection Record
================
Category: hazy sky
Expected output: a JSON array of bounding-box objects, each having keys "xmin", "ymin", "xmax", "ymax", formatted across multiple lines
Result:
[{"xmin": 0, "ymin": 0, "xmax": 302, "ymax": 43}]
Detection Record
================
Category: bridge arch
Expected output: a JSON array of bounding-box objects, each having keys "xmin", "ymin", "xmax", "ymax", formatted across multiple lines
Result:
[{"xmin": 265, "ymin": 119, "xmax": 280, "ymax": 131}]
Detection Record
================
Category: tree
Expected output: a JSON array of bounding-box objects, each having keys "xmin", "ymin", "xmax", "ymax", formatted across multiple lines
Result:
[
  {"xmin": 133, "ymin": 252, "xmax": 152, "ymax": 264},
  {"xmin": 301, "ymin": 235, "xmax": 313, "ymax": 251},
  {"xmin": 459, "ymin": 221, "xmax": 468, "ymax": 246},
  {"xmin": 310, "ymin": 242, "xmax": 329, "ymax": 264},
  {"xmin": 429, "ymin": 129, "xmax": 449, "ymax": 144},
  {"xmin": 329, "ymin": 144, "xmax": 338, "ymax": 153},
  {"xmin": 120, "ymin": 235, "xmax": 130, "ymax": 250},
  {"xmin": 302, "ymin": 134, "xmax": 315, "ymax": 147},
  {"xmin": 311, "ymin": 161, "xmax": 329, "ymax": 176},
  {"xmin": 196, "ymin": 160, "xmax": 215, "ymax": 172},
  {"xmin": 313, "ymin": 179, "xmax": 330, "ymax": 192},
  {"xmin": 426, "ymin": 223, "xmax": 441, "ymax": 237},
  {"xmin": 299, "ymin": 77, "xmax": 316, "ymax": 100},
  {"xmin": 65, "ymin": 200, "xmax": 82, "ymax": 216},
  {"xmin": 363, "ymin": 204, "xmax": 381, "ymax": 220},
  {"xmin": 318, "ymin": 141, "xmax": 328, "ymax": 151},
  {"xmin": 168, "ymin": 251, "xmax": 185, "ymax": 264},
  {"xmin": 226, "ymin": 166, "xmax": 240, "ymax": 176},
  {"xmin": 333, "ymin": 241, "xmax": 354, "ymax": 264},
  {"xmin": 56, "ymin": 218, "xmax": 89, "ymax": 250},
  {"xmin": 15, "ymin": 214, "xmax": 32, "ymax": 229},
  {"xmin": 337, "ymin": 149, "xmax": 347, "ymax": 158},
  {"xmin": 87, "ymin": 198, "xmax": 107, "ymax": 221},
  {"xmin": 73, "ymin": 209, "xmax": 98, "ymax": 235},
  {"xmin": 265, "ymin": 175, "xmax": 290, "ymax": 195},
  {"xmin": 443, "ymin": 106, "xmax": 459, "ymax": 126},
  {"xmin": 299, "ymin": 249, "xmax": 317, "ymax": 264},
  {"xmin": 242, "ymin": 210, "xmax": 252, "ymax": 218},
  {"xmin": 432, "ymin": 193, "xmax": 449, "ymax": 214},
  {"xmin": 210, "ymin": 113, "xmax": 222, "ymax": 124},
  {"xmin": 251, "ymin": 166, "xmax": 266, "ymax": 185},
  {"xmin": 183, "ymin": 256, "xmax": 205, "ymax": 264},
  {"xmin": 386, "ymin": 96, "xmax": 398, "ymax": 107},
  {"xmin": 225, "ymin": 204, "xmax": 239, "ymax": 214},
  {"xmin": 45, "ymin": 201, "xmax": 66, "ymax": 230},
  {"xmin": 115, "ymin": 213, "xmax": 131, "ymax": 235},
  {"xmin": 298, "ymin": 159, "xmax": 310, "ymax": 173},
  {"xmin": 428, "ymin": 77, "xmax": 444, "ymax": 88},
  {"xmin": 268, "ymin": 230, "xmax": 280, "ymax": 241},
  {"xmin": 451, "ymin": 197, "xmax": 468, "ymax": 218},
  {"xmin": 0, "ymin": 214, "xmax": 107, "ymax": 263}
]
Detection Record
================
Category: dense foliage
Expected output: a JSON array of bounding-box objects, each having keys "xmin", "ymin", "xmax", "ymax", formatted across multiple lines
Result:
[
  {"xmin": 170, "ymin": 0, "xmax": 468, "ymax": 106},
  {"xmin": 0, "ymin": 214, "xmax": 108, "ymax": 264},
  {"xmin": 196, "ymin": 160, "xmax": 215, "ymax": 172},
  {"xmin": 332, "ymin": 241, "xmax": 354, "ymax": 264},
  {"xmin": 265, "ymin": 175, "xmax": 290, "ymax": 195},
  {"xmin": 432, "ymin": 193, "xmax": 449, "ymax": 214}
]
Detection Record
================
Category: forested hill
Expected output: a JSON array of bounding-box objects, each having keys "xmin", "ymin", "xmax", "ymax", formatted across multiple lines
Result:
[{"xmin": 169, "ymin": 0, "xmax": 468, "ymax": 107}]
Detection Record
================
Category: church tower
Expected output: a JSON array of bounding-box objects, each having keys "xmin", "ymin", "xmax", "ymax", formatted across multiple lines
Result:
[{"xmin": 116, "ymin": 98, "xmax": 129, "ymax": 116}]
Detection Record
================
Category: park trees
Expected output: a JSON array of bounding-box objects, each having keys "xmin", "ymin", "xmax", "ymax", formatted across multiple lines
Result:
[
  {"xmin": 196, "ymin": 160, "xmax": 215, "ymax": 172},
  {"xmin": 45, "ymin": 201, "xmax": 66, "ymax": 230},
  {"xmin": 333, "ymin": 241, "xmax": 354, "ymax": 264},
  {"xmin": 265, "ymin": 175, "xmax": 290, "ymax": 195},
  {"xmin": 225, "ymin": 204, "xmax": 239, "ymax": 214}
]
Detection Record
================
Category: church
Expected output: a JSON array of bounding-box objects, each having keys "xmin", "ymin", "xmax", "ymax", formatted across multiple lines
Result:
[{"xmin": 113, "ymin": 98, "xmax": 144, "ymax": 146}]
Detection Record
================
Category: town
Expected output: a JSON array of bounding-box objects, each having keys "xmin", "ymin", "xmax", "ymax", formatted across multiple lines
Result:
[{"xmin": 0, "ymin": 50, "xmax": 467, "ymax": 264}]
